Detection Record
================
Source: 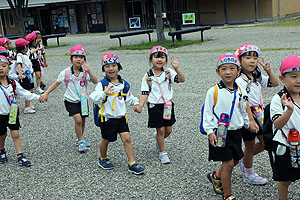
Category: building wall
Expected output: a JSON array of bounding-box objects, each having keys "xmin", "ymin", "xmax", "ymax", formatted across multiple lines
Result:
[
  {"xmin": 3, "ymin": 11, "xmax": 20, "ymax": 35},
  {"xmin": 106, "ymin": 0, "xmax": 125, "ymax": 31},
  {"xmin": 279, "ymin": 0, "xmax": 300, "ymax": 16}
]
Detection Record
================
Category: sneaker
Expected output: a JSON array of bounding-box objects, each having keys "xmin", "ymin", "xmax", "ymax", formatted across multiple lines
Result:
[
  {"xmin": 17, "ymin": 155, "xmax": 32, "ymax": 167},
  {"xmin": 78, "ymin": 141, "xmax": 88, "ymax": 152},
  {"xmin": 24, "ymin": 107, "xmax": 36, "ymax": 114},
  {"xmin": 238, "ymin": 159, "xmax": 245, "ymax": 174},
  {"xmin": 159, "ymin": 151, "xmax": 170, "ymax": 164},
  {"xmin": 30, "ymin": 105, "xmax": 35, "ymax": 110},
  {"xmin": 243, "ymin": 173, "xmax": 268, "ymax": 185},
  {"xmin": 0, "ymin": 151, "xmax": 8, "ymax": 163},
  {"xmin": 98, "ymin": 157, "xmax": 114, "ymax": 170},
  {"xmin": 223, "ymin": 195, "xmax": 236, "ymax": 200},
  {"xmin": 40, "ymin": 82, "xmax": 46, "ymax": 90},
  {"xmin": 128, "ymin": 163, "xmax": 145, "ymax": 175},
  {"xmin": 153, "ymin": 132, "xmax": 159, "ymax": 153},
  {"xmin": 75, "ymin": 139, "xmax": 90, "ymax": 147},
  {"xmin": 36, "ymin": 87, "xmax": 45, "ymax": 94},
  {"xmin": 207, "ymin": 171, "xmax": 224, "ymax": 195}
]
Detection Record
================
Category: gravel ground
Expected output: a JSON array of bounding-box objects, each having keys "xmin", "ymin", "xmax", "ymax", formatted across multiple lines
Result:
[{"xmin": 1, "ymin": 24, "xmax": 300, "ymax": 200}]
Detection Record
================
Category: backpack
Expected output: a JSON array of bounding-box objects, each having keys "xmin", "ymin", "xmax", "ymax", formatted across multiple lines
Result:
[
  {"xmin": 93, "ymin": 77, "xmax": 130, "ymax": 126},
  {"xmin": 144, "ymin": 68, "xmax": 171, "ymax": 91}
]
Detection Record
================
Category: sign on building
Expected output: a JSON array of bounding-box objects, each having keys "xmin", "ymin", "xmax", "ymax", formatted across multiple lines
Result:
[
  {"xmin": 182, "ymin": 13, "xmax": 195, "ymax": 25},
  {"xmin": 129, "ymin": 17, "xmax": 141, "ymax": 29}
]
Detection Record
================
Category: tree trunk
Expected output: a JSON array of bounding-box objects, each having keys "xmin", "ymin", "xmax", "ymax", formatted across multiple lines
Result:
[
  {"xmin": 153, "ymin": 0, "xmax": 166, "ymax": 43},
  {"xmin": 7, "ymin": 0, "xmax": 28, "ymax": 37}
]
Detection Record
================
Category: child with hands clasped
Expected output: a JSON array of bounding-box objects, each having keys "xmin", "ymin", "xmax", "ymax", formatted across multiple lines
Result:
[
  {"xmin": 235, "ymin": 44, "xmax": 279, "ymax": 185},
  {"xmin": 269, "ymin": 55, "xmax": 300, "ymax": 200},
  {"xmin": 90, "ymin": 52, "xmax": 145, "ymax": 175},
  {"xmin": 203, "ymin": 53, "xmax": 251, "ymax": 200},
  {"xmin": 0, "ymin": 56, "xmax": 44, "ymax": 167},
  {"xmin": 40, "ymin": 45, "xmax": 98, "ymax": 152},
  {"xmin": 139, "ymin": 46, "xmax": 185, "ymax": 164}
]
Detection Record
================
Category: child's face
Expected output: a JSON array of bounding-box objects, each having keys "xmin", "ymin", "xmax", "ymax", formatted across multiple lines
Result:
[
  {"xmin": 151, "ymin": 53, "xmax": 167, "ymax": 69},
  {"xmin": 71, "ymin": 55, "xmax": 85, "ymax": 68},
  {"xmin": 279, "ymin": 71, "xmax": 300, "ymax": 94},
  {"xmin": 3, "ymin": 43, "xmax": 9, "ymax": 49},
  {"xmin": 240, "ymin": 52, "xmax": 258, "ymax": 73},
  {"xmin": 8, "ymin": 43, "xmax": 13, "ymax": 50},
  {"xmin": 103, "ymin": 63, "xmax": 119, "ymax": 79},
  {"xmin": 36, "ymin": 34, "xmax": 42, "ymax": 43},
  {"xmin": 216, "ymin": 63, "xmax": 240, "ymax": 86},
  {"xmin": 0, "ymin": 62, "xmax": 10, "ymax": 77}
]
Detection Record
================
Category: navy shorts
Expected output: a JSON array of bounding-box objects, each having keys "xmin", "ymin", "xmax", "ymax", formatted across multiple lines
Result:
[
  {"xmin": 241, "ymin": 117, "xmax": 263, "ymax": 141},
  {"xmin": 147, "ymin": 102, "xmax": 176, "ymax": 128},
  {"xmin": 64, "ymin": 100, "xmax": 89, "ymax": 117},
  {"xmin": 268, "ymin": 141, "xmax": 300, "ymax": 182},
  {"xmin": 32, "ymin": 59, "xmax": 41, "ymax": 72},
  {"xmin": 0, "ymin": 114, "xmax": 20, "ymax": 135},
  {"xmin": 19, "ymin": 76, "xmax": 34, "ymax": 90},
  {"xmin": 99, "ymin": 117, "xmax": 129, "ymax": 142},
  {"xmin": 209, "ymin": 129, "xmax": 244, "ymax": 162}
]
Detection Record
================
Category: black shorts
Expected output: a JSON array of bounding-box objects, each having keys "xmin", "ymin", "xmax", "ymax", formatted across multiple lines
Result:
[
  {"xmin": 147, "ymin": 102, "xmax": 176, "ymax": 128},
  {"xmin": 241, "ymin": 117, "xmax": 263, "ymax": 141},
  {"xmin": 19, "ymin": 76, "xmax": 34, "ymax": 90},
  {"xmin": 99, "ymin": 117, "xmax": 129, "ymax": 142},
  {"xmin": 64, "ymin": 100, "xmax": 89, "ymax": 117},
  {"xmin": 209, "ymin": 129, "xmax": 244, "ymax": 162},
  {"xmin": 0, "ymin": 115, "xmax": 20, "ymax": 135},
  {"xmin": 268, "ymin": 141, "xmax": 300, "ymax": 182},
  {"xmin": 31, "ymin": 59, "xmax": 41, "ymax": 72}
]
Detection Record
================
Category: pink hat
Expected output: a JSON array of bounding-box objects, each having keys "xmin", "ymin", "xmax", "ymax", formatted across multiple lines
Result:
[
  {"xmin": 70, "ymin": 45, "xmax": 86, "ymax": 56},
  {"xmin": 149, "ymin": 45, "xmax": 168, "ymax": 57},
  {"xmin": 0, "ymin": 38, "xmax": 10, "ymax": 46},
  {"xmin": 0, "ymin": 55, "xmax": 9, "ymax": 64},
  {"xmin": 15, "ymin": 38, "xmax": 29, "ymax": 47},
  {"xmin": 101, "ymin": 52, "xmax": 120, "ymax": 66},
  {"xmin": 217, "ymin": 52, "xmax": 241, "ymax": 68},
  {"xmin": 235, "ymin": 44, "xmax": 260, "ymax": 58},
  {"xmin": 26, "ymin": 33, "xmax": 36, "ymax": 42},
  {"xmin": 279, "ymin": 55, "xmax": 300, "ymax": 74},
  {"xmin": 0, "ymin": 46, "xmax": 8, "ymax": 55}
]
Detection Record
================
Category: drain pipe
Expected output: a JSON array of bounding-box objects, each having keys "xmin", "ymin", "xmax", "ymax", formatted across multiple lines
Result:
[
  {"xmin": 278, "ymin": 0, "xmax": 280, "ymax": 17},
  {"xmin": 254, "ymin": 0, "xmax": 258, "ymax": 22}
]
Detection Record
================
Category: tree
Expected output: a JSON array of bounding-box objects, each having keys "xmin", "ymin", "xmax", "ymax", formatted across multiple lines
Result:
[
  {"xmin": 7, "ymin": 0, "xmax": 29, "ymax": 37},
  {"xmin": 153, "ymin": 0, "xmax": 166, "ymax": 43}
]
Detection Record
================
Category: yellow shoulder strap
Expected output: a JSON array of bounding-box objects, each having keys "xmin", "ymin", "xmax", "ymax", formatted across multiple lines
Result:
[
  {"xmin": 238, "ymin": 86, "xmax": 242, "ymax": 93},
  {"xmin": 213, "ymin": 85, "xmax": 218, "ymax": 106}
]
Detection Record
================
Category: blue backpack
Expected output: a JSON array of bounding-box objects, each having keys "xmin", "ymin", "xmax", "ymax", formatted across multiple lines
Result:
[{"xmin": 93, "ymin": 77, "xmax": 130, "ymax": 126}]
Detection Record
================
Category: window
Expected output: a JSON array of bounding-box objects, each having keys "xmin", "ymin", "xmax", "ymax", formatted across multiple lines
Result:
[{"xmin": 8, "ymin": 12, "xmax": 15, "ymax": 27}]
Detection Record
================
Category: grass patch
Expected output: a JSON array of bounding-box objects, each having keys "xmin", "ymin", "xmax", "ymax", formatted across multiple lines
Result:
[
  {"xmin": 44, "ymin": 43, "xmax": 69, "ymax": 49},
  {"xmin": 106, "ymin": 39, "xmax": 212, "ymax": 51},
  {"xmin": 261, "ymin": 18, "xmax": 300, "ymax": 27}
]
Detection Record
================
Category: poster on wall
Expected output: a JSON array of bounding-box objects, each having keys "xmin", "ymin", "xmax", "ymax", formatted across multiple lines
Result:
[
  {"xmin": 129, "ymin": 17, "xmax": 141, "ymax": 29},
  {"xmin": 182, "ymin": 13, "xmax": 195, "ymax": 25}
]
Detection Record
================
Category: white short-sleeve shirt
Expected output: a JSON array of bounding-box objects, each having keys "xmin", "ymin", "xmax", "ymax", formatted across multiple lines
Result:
[{"xmin": 16, "ymin": 53, "xmax": 33, "ymax": 73}]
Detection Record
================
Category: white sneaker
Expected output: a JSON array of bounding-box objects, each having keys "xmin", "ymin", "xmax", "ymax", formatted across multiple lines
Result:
[
  {"xmin": 153, "ymin": 132, "xmax": 159, "ymax": 153},
  {"xmin": 24, "ymin": 107, "xmax": 36, "ymax": 114},
  {"xmin": 36, "ymin": 87, "xmax": 44, "ymax": 94},
  {"xmin": 159, "ymin": 151, "xmax": 170, "ymax": 164}
]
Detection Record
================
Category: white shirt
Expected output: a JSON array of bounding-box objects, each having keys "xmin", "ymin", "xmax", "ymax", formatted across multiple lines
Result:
[
  {"xmin": 90, "ymin": 77, "xmax": 139, "ymax": 120},
  {"xmin": 0, "ymin": 78, "xmax": 39, "ymax": 115},
  {"xmin": 16, "ymin": 53, "xmax": 33, "ymax": 73},
  {"xmin": 57, "ymin": 67, "xmax": 91, "ymax": 103},
  {"xmin": 141, "ymin": 68, "xmax": 178, "ymax": 104},
  {"xmin": 8, "ymin": 49, "xmax": 16, "ymax": 59},
  {"xmin": 203, "ymin": 81, "xmax": 250, "ymax": 135},
  {"xmin": 270, "ymin": 88, "xmax": 300, "ymax": 146},
  {"xmin": 236, "ymin": 73, "xmax": 270, "ymax": 107}
]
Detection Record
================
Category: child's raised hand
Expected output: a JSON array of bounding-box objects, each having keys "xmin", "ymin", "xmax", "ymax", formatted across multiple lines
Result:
[
  {"xmin": 281, "ymin": 93, "xmax": 294, "ymax": 111},
  {"xmin": 259, "ymin": 56, "xmax": 271, "ymax": 72},
  {"xmin": 208, "ymin": 133, "xmax": 217, "ymax": 147},
  {"xmin": 82, "ymin": 62, "xmax": 90, "ymax": 72},
  {"xmin": 171, "ymin": 56, "xmax": 179, "ymax": 70},
  {"xmin": 104, "ymin": 84, "xmax": 114, "ymax": 95}
]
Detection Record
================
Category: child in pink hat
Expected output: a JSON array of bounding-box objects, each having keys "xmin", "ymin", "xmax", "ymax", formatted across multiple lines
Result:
[
  {"xmin": 204, "ymin": 52, "xmax": 251, "ymax": 200},
  {"xmin": 0, "ymin": 38, "xmax": 15, "ymax": 60},
  {"xmin": 235, "ymin": 44, "xmax": 279, "ymax": 186},
  {"xmin": 40, "ymin": 45, "xmax": 98, "ymax": 153},
  {"xmin": 269, "ymin": 55, "xmax": 300, "ymax": 200}
]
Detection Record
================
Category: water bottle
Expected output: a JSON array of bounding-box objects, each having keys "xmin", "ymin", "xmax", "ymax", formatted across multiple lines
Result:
[
  {"xmin": 216, "ymin": 113, "xmax": 229, "ymax": 147},
  {"xmin": 80, "ymin": 93, "xmax": 88, "ymax": 117},
  {"xmin": 163, "ymin": 100, "xmax": 172, "ymax": 120},
  {"xmin": 252, "ymin": 105, "xmax": 264, "ymax": 127},
  {"xmin": 8, "ymin": 100, "xmax": 18, "ymax": 125},
  {"xmin": 288, "ymin": 129, "xmax": 300, "ymax": 168},
  {"xmin": 25, "ymin": 70, "xmax": 34, "ymax": 83}
]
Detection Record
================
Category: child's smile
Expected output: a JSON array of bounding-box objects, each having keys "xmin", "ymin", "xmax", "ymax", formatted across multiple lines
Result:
[{"xmin": 104, "ymin": 63, "xmax": 119, "ymax": 79}]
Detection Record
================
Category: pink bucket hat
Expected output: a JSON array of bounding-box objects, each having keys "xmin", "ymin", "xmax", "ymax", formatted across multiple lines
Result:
[
  {"xmin": 101, "ymin": 52, "xmax": 120, "ymax": 66},
  {"xmin": 217, "ymin": 52, "xmax": 241, "ymax": 68},
  {"xmin": 149, "ymin": 45, "xmax": 168, "ymax": 57},
  {"xmin": 26, "ymin": 33, "xmax": 36, "ymax": 42},
  {"xmin": 0, "ymin": 55, "xmax": 9, "ymax": 64},
  {"xmin": 235, "ymin": 44, "xmax": 260, "ymax": 58},
  {"xmin": 15, "ymin": 38, "xmax": 29, "ymax": 47},
  {"xmin": 70, "ymin": 45, "xmax": 86, "ymax": 56},
  {"xmin": 279, "ymin": 55, "xmax": 300, "ymax": 74},
  {"xmin": 0, "ymin": 46, "xmax": 8, "ymax": 55},
  {"xmin": 0, "ymin": 38, "xmax": 10, "ymax": 46}
]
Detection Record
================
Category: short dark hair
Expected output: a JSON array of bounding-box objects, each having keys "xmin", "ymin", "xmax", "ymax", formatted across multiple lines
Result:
[
  {"xmin": 71, "ymin": 55, "xmax": 86, "ymax": 61},
  {"xmin": 16, "ymin": 46, "xmax": 26, "ymax": 54},
  {"xmin": 102, "ymin": 63, "xmax": 122, "ymax": 72},
  {"xmin": 149, "ymin": 52, "xmax": 168, "ymax": 63},
  {"xmin": 239, "ymin": 51, "xmax": 259, "ymax": 60}
]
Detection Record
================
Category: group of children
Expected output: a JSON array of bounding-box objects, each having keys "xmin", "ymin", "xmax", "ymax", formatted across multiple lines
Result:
[{"xmin": 0, "ymin": 37, "xmax": 299, "ymax": 199}]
